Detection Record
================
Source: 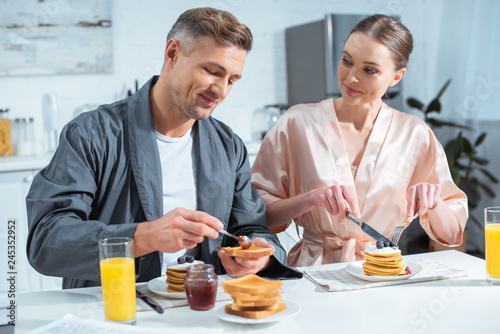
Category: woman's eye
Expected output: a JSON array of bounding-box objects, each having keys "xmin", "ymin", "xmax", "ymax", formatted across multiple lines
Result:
[
  {"xmin": 341, "ymin": 57, "xmax": 351, "ymax": 65},
  {"xmin": 365, "ymin": 68, "xmax": 377, "ymax": 74}
]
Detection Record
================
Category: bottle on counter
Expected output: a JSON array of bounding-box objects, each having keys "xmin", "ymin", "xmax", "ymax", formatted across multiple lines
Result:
[
  {"xmin": 12, "ymin": 117, "xmax": 35, "ymax": 156},
  {"xmin": 0, "ymin": 108, "xmax": 13, "ymax": 157},
  {"xmin": 42, "ymin": 94, "xmax": 60, "ymax": 153}
]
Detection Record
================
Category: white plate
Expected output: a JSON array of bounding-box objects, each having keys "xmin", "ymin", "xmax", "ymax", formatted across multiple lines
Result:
[
  {"xmin": 147, "ymin": 276, "xmax": 187, "ymax": 299},
  {"xmin": 345, "ymin": 261, "xmax": 423, "ymax": 282},
  {"xmin": 216, "ymin": 301, "xmax": 300, "ymax": 324}
]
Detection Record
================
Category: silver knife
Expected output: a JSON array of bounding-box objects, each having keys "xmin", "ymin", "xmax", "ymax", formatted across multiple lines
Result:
[
  {"xmin": 136, "ymin": 289, "xmax": 164, "ymax": 314},
  {"xmin": 346, "ymin": 211, "xmax": 397, "ymax": 248}
]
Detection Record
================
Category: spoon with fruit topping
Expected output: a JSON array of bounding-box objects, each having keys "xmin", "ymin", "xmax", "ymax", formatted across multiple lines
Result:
[{"xmin": 218, "ymin": 229, "xmax": 252, "ymax": 249}]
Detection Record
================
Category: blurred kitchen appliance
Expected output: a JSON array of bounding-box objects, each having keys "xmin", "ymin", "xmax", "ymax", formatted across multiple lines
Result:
[
  {"xmin": 251, "ymin": 104, "xmax": 288, "ymax": 141},
  {"xmin": 285, "ymin": 14, "xmax": 403, "ymax": 110}
]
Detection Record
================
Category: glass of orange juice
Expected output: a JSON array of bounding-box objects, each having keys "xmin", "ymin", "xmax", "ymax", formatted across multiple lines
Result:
[
  {"xmin": 485, "ymin": 207, "xmax": 500, "ymax": 286},
  {"xmin": 98, "ymin": 237, "xmax": 136, "ymax": 324}
]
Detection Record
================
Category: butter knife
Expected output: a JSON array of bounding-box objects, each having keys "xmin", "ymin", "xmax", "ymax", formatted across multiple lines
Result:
[
  {"xmin": 346, "ymin": 211, "xmax": 397, "ymax": 248},
  {"xmin": 136, "ymin": 289, "xmax": 164, "ymax": 314}
]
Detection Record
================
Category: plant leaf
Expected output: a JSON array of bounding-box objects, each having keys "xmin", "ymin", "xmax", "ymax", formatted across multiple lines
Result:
[
  {"xmin": 425, "ymin": 99, "xmax": 441, "ymax": 114},
  {"xmin": 460, "ymin": 137, "xmax": 473, "ymax": 154},
  {"xmin": 449, "ymin": 165, "xmax": 461, "ymax": 184},
  {"xmin": 475, "ymin": 133, "xmax": 487, "ymax": 146},
  {"xmin": 407, "ymin": 98, "xmax": 424, "ymax": 110},
  {"xmin": 445, "ymin": 137, "xmax": 462, "ymax": 158},
  {"xmin": 471, "ymin": 156, "xmax": 489, "ymax": 165},
  {"xmin": 480, "ymin": 168, "xmax": 499, "ymax": 183},
  {"xmin": 426, "ymin": 117, "xmax": 445, "ymax": 127}
]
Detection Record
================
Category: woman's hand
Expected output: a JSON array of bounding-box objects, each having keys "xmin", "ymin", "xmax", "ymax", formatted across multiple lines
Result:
[
  {"xmin": 308, "ymin": 185, "xmax": 360, "ymax": 223},
  {"xmin": 406, "ymin": 183, "xmax": 441, "ymax": 222}
]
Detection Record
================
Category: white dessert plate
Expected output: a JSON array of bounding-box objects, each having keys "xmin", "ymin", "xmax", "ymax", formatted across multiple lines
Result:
[
  {"xmin": 216, "ymin": 301, "xmax": 300, "ymax": 324},
  {"xmin": 345, "ymin": 261, "xmax": 423, "ymax": 282}
]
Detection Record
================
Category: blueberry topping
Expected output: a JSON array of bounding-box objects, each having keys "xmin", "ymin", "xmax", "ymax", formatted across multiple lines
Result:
[
  {"xmin": 376, "ymin": 241, "xmax": 384, "ymax": 249},
  {"xmin": 177, "ymin": 256, "xmax": 186, "ymax": 264},
  {"xmin": 185, "ymin": 255, "xmax": 195, "ymax": 263},
  {"xmin": 383, "ymin": 241, "xmax": 390, "ymax": 247}
]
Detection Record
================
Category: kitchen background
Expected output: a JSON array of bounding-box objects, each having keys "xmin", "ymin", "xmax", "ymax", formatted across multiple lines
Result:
[{"xmin": 0, "ymin": 0, "xmax": 499, "ymax": 291}]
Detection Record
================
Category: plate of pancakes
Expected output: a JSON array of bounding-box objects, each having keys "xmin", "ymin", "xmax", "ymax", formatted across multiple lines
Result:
[
  {"xmin": 345, "ymin": 261, "xmax": 422, "ymax": 282},
  {"xmin": 147, "ymin": 260, "xmax": 205, "ymax": 299}
]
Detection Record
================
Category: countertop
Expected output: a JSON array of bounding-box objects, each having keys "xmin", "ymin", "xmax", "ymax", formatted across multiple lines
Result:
[
  {"xmin": 0, "ymin": 141, "xmax": 261, "ymax": 174},
  {"xmin": 0, "ymin": 154, "xmax": 53, "ymax": 173}
]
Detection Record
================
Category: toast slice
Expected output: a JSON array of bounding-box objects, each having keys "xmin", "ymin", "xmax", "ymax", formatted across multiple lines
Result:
[
  {"xmin": 230, "ymin": 288, "xmax": 281, "ymax": 301},
  {"xmin": 224, "ymin": 303, "xmax": 286, "ymax": 319},
  {"xmin": 230, "ymin": 303, "xmax": 280, "ymax": 312},
  {"xmin": 234, "ymin": 295, "xmax": 283, "ymax": 307},
  {"xmin": 220, "ymin": 244, "xmax": 274, "ymax": 259},
  {"xmin": 222, "ymin": 275, "xmax": 283, "ymax": 295}
]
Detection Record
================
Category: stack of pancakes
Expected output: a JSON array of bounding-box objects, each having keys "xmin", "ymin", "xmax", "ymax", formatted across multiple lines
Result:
[
  {"xmin": 362, "ymin": 246, "xmax": 407, "ymax": 276},
  {"xmin": 166, "ymin": 260, "xmax": 203, "ymax": 293},
  {"xmin": 222, "ymin": 274, "xmax": 285, "ymax": 319}
]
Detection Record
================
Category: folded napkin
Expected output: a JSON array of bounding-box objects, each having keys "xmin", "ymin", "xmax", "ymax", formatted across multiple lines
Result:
[
  {"xmin": 136, "ymin": 276, "xmax": 233, "ymax": 312},
  {"xmin": 303, "ymin": 259, "xmax": 467, "ymax": 292}
]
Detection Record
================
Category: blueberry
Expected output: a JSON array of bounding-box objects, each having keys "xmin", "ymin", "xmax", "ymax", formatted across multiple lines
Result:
[
  {"xmin": 185, "ymin": 255, "xmax": 195, "ymax": 263},
  {"xmin": 383, "ymin": 241, "xmax": 390, "ymax": 247},
  {"xmin": 376, "ymin": 241, "xmax": 384, "ymax": 249},
  {"xmin": 177, "ymin": 256, "xmax": 186, "ymax": 264}
]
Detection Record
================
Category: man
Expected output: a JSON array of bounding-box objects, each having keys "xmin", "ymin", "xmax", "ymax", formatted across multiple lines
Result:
[{"xmin": 26, "ymin": 7, "xmax": 301, "ymax": 289}]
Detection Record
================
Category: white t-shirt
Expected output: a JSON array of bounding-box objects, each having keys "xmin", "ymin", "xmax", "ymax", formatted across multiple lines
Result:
[{"xmin": 155, "ymin": 128, "xmax": 197, "ymax": 274}]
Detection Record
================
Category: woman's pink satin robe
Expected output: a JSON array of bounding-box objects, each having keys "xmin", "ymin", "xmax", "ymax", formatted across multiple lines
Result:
[{"xmin": 251, "ymin": 99, "xmax": 468, "ymax": 267}]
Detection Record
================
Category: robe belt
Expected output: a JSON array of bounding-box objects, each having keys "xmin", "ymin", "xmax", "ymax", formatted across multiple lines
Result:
[{"xmin": 302, "ymin": 232, "xmax": 357, "ymax": 262}]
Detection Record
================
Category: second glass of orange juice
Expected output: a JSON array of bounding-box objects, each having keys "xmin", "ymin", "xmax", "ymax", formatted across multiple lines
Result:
[
  {"xmin": 485, "ymin": 207, "xmax": 500, "ymax": 286},
  {"xmin": 99, "ymin": 237, "xmax": 136, "ymax": 324}
]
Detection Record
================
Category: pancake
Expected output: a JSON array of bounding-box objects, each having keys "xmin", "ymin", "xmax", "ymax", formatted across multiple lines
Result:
[
  {"xmin": 165, "ymin": 260, "xmax": 204, "ymax": 293},
  {"xmin": 362, "ymin": 246, "xmax": 408, "ymax": 276}
]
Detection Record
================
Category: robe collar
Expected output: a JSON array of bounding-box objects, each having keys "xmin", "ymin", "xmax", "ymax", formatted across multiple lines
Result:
[{"xmin": 320, "ymin": 100, "xmax": 394, "ymax": 213}]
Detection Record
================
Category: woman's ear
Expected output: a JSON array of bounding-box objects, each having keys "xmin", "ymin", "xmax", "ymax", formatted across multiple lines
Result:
[{"xmin": 389, "ymin": 68, "xmax": 406, "ymax": 87}]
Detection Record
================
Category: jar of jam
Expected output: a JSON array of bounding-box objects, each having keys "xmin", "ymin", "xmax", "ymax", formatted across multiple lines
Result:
[{"xmin": 184, "ymin": 264, "xmax": 218, "ymax": 311}]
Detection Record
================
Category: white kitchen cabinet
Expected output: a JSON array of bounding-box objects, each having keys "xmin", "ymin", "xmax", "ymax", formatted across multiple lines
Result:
[{"xmin": 0, "ymin": 155, "xmax": 62, "ymax": 295}]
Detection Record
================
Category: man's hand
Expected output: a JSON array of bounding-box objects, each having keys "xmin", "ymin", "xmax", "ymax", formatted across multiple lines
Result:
[
  {"xmin": 133, "ymin": 207, "xmax": 223, "ymax": 257},
  {"xmin": 217, "ymin": 237, "xmax": 274, "ymax": 277}
]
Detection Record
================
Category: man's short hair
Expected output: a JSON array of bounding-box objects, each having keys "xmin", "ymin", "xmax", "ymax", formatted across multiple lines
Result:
[{"xmin": 167, "ymin": 7, "xmax": 253, "ymax": 54}]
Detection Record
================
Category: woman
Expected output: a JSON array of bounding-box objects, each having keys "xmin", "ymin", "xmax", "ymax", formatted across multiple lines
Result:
[{"xmin": 251, "ymin": 14, "xmax": 468, "ymax": 266}]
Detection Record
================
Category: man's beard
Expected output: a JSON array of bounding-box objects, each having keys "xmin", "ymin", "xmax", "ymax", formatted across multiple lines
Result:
[{"xmin": 173, "ymin": 88, "xmax": 215, "ymax": 121}]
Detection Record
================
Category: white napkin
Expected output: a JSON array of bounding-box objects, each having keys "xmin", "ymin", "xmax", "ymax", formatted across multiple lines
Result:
[
  {"xmin": 28, "ymin": 313, "xmax": 223, "ymax": 334},
  {"xmin": 302, "ymin": 259, "xmax": 468, "ymax": 292},
  {"xmin": 136, "ymin": 276, "xmax": 232, "ymax": 312}
]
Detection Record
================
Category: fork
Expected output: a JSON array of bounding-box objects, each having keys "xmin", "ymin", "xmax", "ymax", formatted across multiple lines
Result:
[{"xmin": 390, "ymin": 209, "xmax": 419, "ymax": 245}]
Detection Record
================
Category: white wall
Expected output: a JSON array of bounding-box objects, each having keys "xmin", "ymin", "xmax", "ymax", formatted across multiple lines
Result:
[
  {"xmin": 1, "ymin": 0, "xmax": 498, "ymax": 146},
  {"xmin": 0, "ymin": 0, "xmax": 429, "ymax": 149}
]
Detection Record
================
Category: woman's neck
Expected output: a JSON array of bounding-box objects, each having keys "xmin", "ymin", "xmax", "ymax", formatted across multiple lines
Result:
[{"xmin": 334, "ymin": 98, "xmax": 383, "ymax": 131}]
